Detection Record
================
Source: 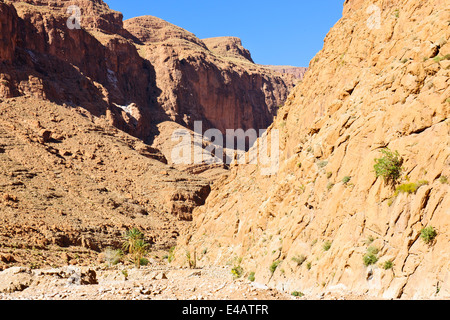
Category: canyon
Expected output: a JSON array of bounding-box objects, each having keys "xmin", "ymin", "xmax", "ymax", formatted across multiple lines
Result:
[{"xmin": 0, "ymin": 0, "xmax": 303, "ymax": 266}]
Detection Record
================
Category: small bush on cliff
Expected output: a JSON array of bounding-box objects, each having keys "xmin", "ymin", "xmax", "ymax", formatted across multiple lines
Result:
[
  {"xmin": 342, "ymin": 176, "xmax": 351, "ymax": 184},
  {"xmin": 374, "ymin": 148, "xmax": 403, "ymax": 185},
  {"xmin": 186, "ymin": 251, "xmax": 196, "ymax": 269},
  {"xmin": 420, "ymin": 226, "xmax": 437, "ymax": 245},
  {"xmin": 167, "ymin": 246, "xmax": 176, "ymax": 263},
  {"xmin": 292, "ymin": 254, "xmax": 307, "ymax": 266},
  {"xmin": 317, "ymin": 160, "xmax": 328, "ymax": 169},
  {"xmin": 383, "ymin": 260, "xmax": 394, "ymax": 270},
  {"xmin": 323, "ymin": 241, "xmax": 332, "ymax": 252},
  {"xmin": 393, "ymin": 9, "xmax": 400, "ymax": 18},
  {"xmin": 292, "ymin": 291, "xmax": 304, "ymax": 297},
  {"xmin": 439, "ymin": 175, "xmax": 448, "ymax": 184},
  {"xmin": 433, "ymin": 54, "xmax": 450, "ymax": 62},
  {"xmin": 394, "ymin": 180, "xmax": 428, "ymax": 196},
  {"xmin": 231, "ymin": 265, "xmax": 244, "ymax": 279},
  {"xmin": 363, "ymin": 247, "xmax": 379, "ymax": 266},
  {"xmin": 270, "ymin": 260, "xmax": 281, "ymax": 274},
  {"xmin": 363, "ymin": 253, "xmax": 378, "ymax": 267}
]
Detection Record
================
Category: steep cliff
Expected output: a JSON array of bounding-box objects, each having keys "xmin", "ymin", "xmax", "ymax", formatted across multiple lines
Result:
[
  {"xmin": 0, "ymin": 0, "xmax": 157, "ymax": 140},
  {"xmin": 1, "ymin": 0, "xmax": 304, "ymax": 142},
  {"xmin": 177, "ymin": 0, "xmax": 450, "ymax": 299},
  {"xmin": 124, "ymin": 15, "xmax": 301, "ymax": 134}
]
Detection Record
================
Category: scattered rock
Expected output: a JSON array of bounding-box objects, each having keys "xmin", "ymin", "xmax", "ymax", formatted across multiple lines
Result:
[
  {"xmin": 65, "ymin": 267, "xmax": 98, "ymax": 286},
  {"xmin": 0, "ymin": 267, "xmax": 33, "ymax": 293},
  {"xmin": 38, "ymin": 129, "xmax": 52, "ymax": 143},
  {"xmin": 0, "ymin": 254, "xmax": 16, "ymax": 263}
]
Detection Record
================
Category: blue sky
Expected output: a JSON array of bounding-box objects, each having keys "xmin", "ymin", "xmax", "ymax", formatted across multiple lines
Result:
[{"xmin": 105, "ymin": 0, "xmax": 345, "ymax": 67}]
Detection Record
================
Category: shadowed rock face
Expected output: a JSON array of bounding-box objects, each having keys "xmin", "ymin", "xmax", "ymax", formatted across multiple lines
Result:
[
  {"xmin": 1, "ymin": 1, "xmax": 304, "ymax": 142},
  {"xmin": 176, "ymin": 0, "xmax": 450, "ymax": 299},
  {"xmin": 0, "ymin": 3, "xmax": 18, "ymax": 63},
  {"xmin": 124, "ymin": 15, "xmax": 302, "ymax": 134},
  {"xmin": 1, "ymin": 0, "xmax": 158, "ymax": 141}
]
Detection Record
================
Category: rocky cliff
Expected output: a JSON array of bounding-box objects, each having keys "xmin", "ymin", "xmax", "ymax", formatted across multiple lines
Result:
[
  {"xmin": 1, "ymin": 0, "xmax": 156, "ymax": 140},
  {"xmin": 177, "ymin": 0, "xmax": 450, "ymax": 299},
  {"xmin": 263, "ymin": 65, "xmax": 308, "ymax": 79},
  {"xmin": 124, "ymin": 15, "xmax": 301, "ymax": 134},
  {"xmin": 1, "ymin": 0, "xmax": 304, "ymax": 142}
]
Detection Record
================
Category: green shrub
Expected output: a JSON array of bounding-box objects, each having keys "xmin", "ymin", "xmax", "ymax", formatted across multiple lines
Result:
[
  {"xmin": 167, "ymin": 246, "xmax": 176, "ymax": 263},
  {"xmin": 374, "ymin": 148, "xmax": 403, "ymax": 184},
  {"xmin": 292, "ymin": 291, "xmax": 304, "ymax": 297},
  {"xmin": 395, "ymin": 182, "xmax": 418, "ymax": 194},
  {"xmin": 103, "ymin": 248, "xmax": 123, "ymax": 267},
  {"xmin": 387, "ymin": 196, "xmax": 395, "ymax": 206},
  {"xmin": 186, "ymin": 251, "xmax": 196, "ymax": 269},
  {"xmin": 231, "ymin": 266, "xmax": 244, "ymax": 279},
  {"xmin": 363, "ymin": 246, "xmax": 379, "ymax": 266},
  {"xmin": 317, "ymin": 161, "xmax": 328, "ymax": 169},
  {"xmin": 248, "ymin": 272, "xmax": 256, "ymax": 282},
  {"xmin": 383, "ymin": 260, "xmax": 394, "ymax": 270},
  {"xmin": 292, "ymin": 254, "xmax": 307, "ymax": 266},
  {"xmin": 323, "ymin": 241, "xmax": 332, "ymax": 252},
  {"xmin": 122, "ymin": 228, "xmax": 150, "ymax": 268},
  {"xmin": 140, "ymin": 258, "xmax": 149, "ymax": 266},
  {"xmin": 363, "ymin": 253, "xmax": 379, "ymax": 266},
  {"xmin": 439, "ymin": 175, "xmax": 448, "ymax": 184},
  {"xmin": 342, "ymin": 176, "xmax": 351, "ymax": 184},
  {"xmin": 433, "ymin": 54, "xmax": 450, "ymax": 62},
  {"xmin": 364, "ymin": 236, "xmax": 375, "ymax": 246},
  {"xmin": 395, "ymin": 180, "xmax": 428, "ymax": 196},
  {"xmin": 270, "ymin": 260, "xmax": 281, "ymax": 274},
  {"xmin": 420, "ymin": 226, "xmax": 437, "ymax": 245},
  {"xmin": 393, "ymin": 9, "xmax": 400, "ymax": 18},
  {"xmin": 306, "ymin": 262, "xmax": 312, "ymax": 270},
  {"xmin": 327, "ymin": 182, "xmax": 335, "ymax": 191}
]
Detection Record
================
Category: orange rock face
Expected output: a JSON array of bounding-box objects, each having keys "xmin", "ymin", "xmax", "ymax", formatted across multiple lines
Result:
[
  {"xmin": 124, "ymin": 16, "xmax": 302, "ymax": 134},
  {"xmin": 177, "ymin": 0, "xmax": 450, "ymax": 299},
  {"xmin": 1, "ymin": 1, "xmax": 303, "ymax": 142}
]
